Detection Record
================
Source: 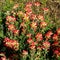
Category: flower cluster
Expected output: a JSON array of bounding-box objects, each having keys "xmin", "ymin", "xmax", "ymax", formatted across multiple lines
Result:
[
  {"xmin": 3, "ymin": 37, "xmax": 19, "ymax": 51},
  {"xmin": 0, "ymin": 1, "xmax": 60, "ymax": 60}
]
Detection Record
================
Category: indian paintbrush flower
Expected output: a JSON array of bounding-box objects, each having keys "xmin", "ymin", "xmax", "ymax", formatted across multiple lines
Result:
[
  {"xmin": 6, "ymin": 16, "xmax": 16, "ymax": 22},
  {"xmin": 8, "ymin": 24, "xmax": 15, "ymax": 31},
  {"xmin": 52, "ymin": 34, "xmax": 58, "ymax": 41},
  {"xmin": 35, "ymin": 33, "xmax": 43, "ymax": 41},
  {"xmin": 45, "ymin": 30, "xmax": 53, "ymax": 40},
  {"xmin": 40, "ymin": 21, "xmax": 47, "ymax": 28},
  {"xmin": 43, "ymin": 41, "xmax": 50, "ymax": 49},
  {"xmin": 37, "ymin": 14, "xmax": 44, "ymax": 21},
  {"xmin": 34, "ymin": 1, "xmax": 41, "ymax": 7},
  {"xmin": 3, "ymin": 37, "xmax": 19, "ymax": 51}
]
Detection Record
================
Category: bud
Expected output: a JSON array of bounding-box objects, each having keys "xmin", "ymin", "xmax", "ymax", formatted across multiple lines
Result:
[
  {"xmin": 52, "ymin": 34, "xmax": 58, "ymax": 41},
  {"xmin": 17, "ymin": 11, "xmax": 24, "ymax": 17},
  {"xmin": 43, "ymin": 41, "xmax": 50, "ymax": 49},
  {"xmin": 35, "ymin": 33, "xmax": 43, "ymax": 41},
  {"xmin": 26, "ymin": 33, "xmax": 32, "ymax": 38},
  {"xmin": 30, "ymin": 22, "xmax": 37, "ymax": 31},
  {"xmin": 23, "ymin": 13, "xmax": 29, "ymax": 21},
  {"xmin": 20, "ymin": 22, "xmax": 26, "ymax": 28},
  {"xmin": 34, "ymin": 2, "xmax": 40, "ymax": 7},
  {"xmin": 30, "ymin": 13, "xmax": 36, "ymax": 20},
  {"xmin": 40, "ymin": 21, "xmax": 47, "ymax": 28},
  {"xmin": 29, "ymin": 45, "xmax": 35, "ymax": 50},
  {"xmin": 37, "ymin": 14, "xmax": 44, "ymax": 21},
  {"xmin": 43, "ymin": 8, "xmax": 49, "ymax": 12},
  {"xmin": 13, "ymin": 29, "xmax": 19, "ymax": 35},
  {"xmin": 6, "ymin": 16, "xmax": 16, "ymax": 22},
  {"xmin": 30, "ymin": 41, "xmax": 36, "ymax": 46},
  {"xmin": 27, "ymin": 38, "xmax": 33, "ymax": 44},
  {"xmin": 24, "ymin": 6, "xmax": 32, "ymax": 13},
  {"xmin": 22, "ymin": 50, "xmax": 28, "ymax": 56},
  {"xmin": 8, "ymin": 24, "xmax": 15, "ymax": 31},
  {"xmin": 45, "ymin": 30, "xmax": 53, "ymax": 39},
  {"xmin": 26, "ymin": 2, "xmax": 32, "ymax": 7}
]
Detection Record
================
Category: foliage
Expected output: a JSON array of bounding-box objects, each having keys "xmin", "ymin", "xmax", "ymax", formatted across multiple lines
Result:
[{"xmin": 0, "ymin": 0, "xmax": 60, "ymax": 60}]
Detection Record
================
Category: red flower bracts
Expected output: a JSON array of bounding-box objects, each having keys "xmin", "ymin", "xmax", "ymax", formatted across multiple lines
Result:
[
  {"xmin": 8, "ymin": 24, "xmax": 15, "ymax": 31},
  {"xmin": 3, "ymin": 37, "xmax": 19, "ymax": 51},
  {"xmin": 37, "ymin": 14, "xmax": 44, "ymax": 21},
  {"xmin": 40, "ymin": 21, "xmax": 47, "ymax": 28},
  {"xmin": 34, "ymin": 2, "xmax": 41, "ymax": 7},
  {"xmin": 6, "ymin": 16, "xmax": 16, "ymax": 22},
  {"xmin": 35, "ymin": 33, "xmax": 43, "ymax": 41},
  {"xmin": 52, "ymin": 34, "xmax": 58, "ymax": 41},
  {"xmin": 27, "ymin": 38, "xmax": 33, "ymax": 44},
  {"xmin": 57, "ymin": 28, "xmax": 60, "ymax": 35},
  {"xmin": 43, "ymin": 41, "xmax": 50, "ymax": 49},
  {"xmin": 22, "ymin": 50, "xmax": 28, "ymax": 55},
  {"xmin": 45, "ymin": 30, "xmax": 53, "ymax": 40}
]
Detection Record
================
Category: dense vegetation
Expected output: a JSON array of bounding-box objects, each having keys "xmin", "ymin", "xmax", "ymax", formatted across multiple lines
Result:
[{"xmin": 0, "ymin": 0, "xmax": 60, "ymax": 60}]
